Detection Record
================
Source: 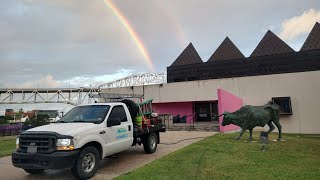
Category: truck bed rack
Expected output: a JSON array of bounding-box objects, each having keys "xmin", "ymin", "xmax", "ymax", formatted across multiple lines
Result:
[
  {"xmin": 133, "ymin": 123, "xmax": 166, "ymax": 137},
  {"xmin": 89, "ymin": 93, "xmax": 143, "ymax": 100}
]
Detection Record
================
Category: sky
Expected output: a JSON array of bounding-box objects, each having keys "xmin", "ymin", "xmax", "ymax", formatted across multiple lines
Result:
[{"xmin": 0, "ymin": 0, "xmax": 320, "ymax": 113}]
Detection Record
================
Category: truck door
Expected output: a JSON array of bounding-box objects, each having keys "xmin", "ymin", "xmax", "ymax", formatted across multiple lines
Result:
[{"xmin": 104, "ymin": 105, "xmax": 133, "ymax": 155}]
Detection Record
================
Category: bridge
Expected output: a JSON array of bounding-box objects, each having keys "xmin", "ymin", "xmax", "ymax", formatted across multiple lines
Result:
[
  {"xmin": 98, "ymin": 73, "xmax": 166, "ymax": 89},
  {"xmin": 0, "ymin": 88, "xmax": 99, "ymax": 106},
  {"xmin": 0, "ymin": 73, "xmax": 166, "ymax": 106}
]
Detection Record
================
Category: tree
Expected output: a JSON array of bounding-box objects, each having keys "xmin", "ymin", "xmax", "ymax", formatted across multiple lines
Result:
[
  {"xmin": 23, "ymin": 114, "xmax": 50, "ymax": 127},
  {"xmin": 0, "ymin": 118, "xmax": 8, "ymax": 124},
  {"xmin": 15, "ymin": 113, "xmax": 22, "ymax": 121},
  {"xmin": 0, "ymin": 116, "xmax": 12, "ymax": 124}
]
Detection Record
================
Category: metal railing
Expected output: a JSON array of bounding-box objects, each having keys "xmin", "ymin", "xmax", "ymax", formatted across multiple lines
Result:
[{"xmin": 0, "ymin": 129, "xmax": 20, "ymax": 137}]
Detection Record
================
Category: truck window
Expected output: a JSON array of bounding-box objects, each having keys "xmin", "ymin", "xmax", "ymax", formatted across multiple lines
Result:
[
  {"xmin": 58, "ymin": 105, "xmax": 110, "ymax": 124},
  {"xmin": 107, "ymin": 106, "xmax": 128, "ymax": 123}
]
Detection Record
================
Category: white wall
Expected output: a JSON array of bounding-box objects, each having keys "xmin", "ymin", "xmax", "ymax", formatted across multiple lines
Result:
[{"xmin": 101, "ymin": 71, "xmax": 320, "ymax": 134}]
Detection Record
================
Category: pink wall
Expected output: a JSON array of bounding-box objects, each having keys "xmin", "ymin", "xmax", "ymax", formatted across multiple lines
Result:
[
  {"xmin": 218, "ymin": 89, "xmax": 243, "ymax": 132},
  {"xmin": 153, "ymin": 102, "xmax": 193, "ymax": 123}
]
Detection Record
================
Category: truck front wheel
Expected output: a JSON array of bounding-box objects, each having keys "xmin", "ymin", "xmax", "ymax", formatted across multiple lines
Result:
[
  {"xmin": 71, "ymin": 146, "xmax": 100, "ymax": 180},
  {"xmin": 143, "ymin": 132, "xmax": 158, "ymax": 154}
]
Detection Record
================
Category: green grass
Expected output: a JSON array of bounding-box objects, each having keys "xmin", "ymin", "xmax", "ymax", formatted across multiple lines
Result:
[
  {"xmin": 116, "ymin": 132, "xmax": 320, "ymax": 180},
  {"xmin": 0, "ymin": 136, "xmax": 16, "ymax": 157}
]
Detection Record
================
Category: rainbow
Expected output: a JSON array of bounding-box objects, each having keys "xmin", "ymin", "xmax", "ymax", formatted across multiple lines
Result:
[
  {"xmin": 103, "ymin": 0, "xmax": 155, "ymax": 72},
  {"xmin": 156, "ymin": 0, "xmax": 188, "ymax": 47}
]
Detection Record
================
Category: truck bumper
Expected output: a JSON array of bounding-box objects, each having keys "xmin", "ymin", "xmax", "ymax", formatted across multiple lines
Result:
[{"xmin": 12, "ymin": 150, "xmax": 80, "ymax": 170}]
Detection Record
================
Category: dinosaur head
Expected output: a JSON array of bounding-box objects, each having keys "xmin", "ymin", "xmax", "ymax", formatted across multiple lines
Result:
[{"xmin": 221, "ymin": 112, "xmax": 231, "ymax": 126}]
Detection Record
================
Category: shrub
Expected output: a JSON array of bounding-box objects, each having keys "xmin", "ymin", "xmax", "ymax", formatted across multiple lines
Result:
[
  {"xmin": 0, "ymin": 116, "xmax": 11, "ymax": 125},
  {"xmin": 23, "ymin": 114, "xmax": 50, "ymax": 127}
]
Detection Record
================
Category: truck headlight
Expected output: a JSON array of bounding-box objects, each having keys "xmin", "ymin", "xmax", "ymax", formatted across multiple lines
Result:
[
  {"xmin": 16, "ymin": 137, "xmax": 19, "ymax": 149},
  {"xmin": 56, "ymin": 139, "xmax": 74, "ymax": 150}
]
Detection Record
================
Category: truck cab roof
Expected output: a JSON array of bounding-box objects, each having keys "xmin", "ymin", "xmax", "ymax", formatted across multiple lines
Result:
[{"xmin": 78, "ymin": 102, "xmax": 126, "ymax": 107}]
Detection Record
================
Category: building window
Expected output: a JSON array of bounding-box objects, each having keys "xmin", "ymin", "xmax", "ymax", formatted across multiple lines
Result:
[{"xmin": 272, "ymin": 97, "xmax": 292, "ymax": 115}]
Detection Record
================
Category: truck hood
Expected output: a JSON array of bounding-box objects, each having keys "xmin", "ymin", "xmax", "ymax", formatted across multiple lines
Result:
[{"xmin": 27, "ymin": 123, "xmax": 99, "ymax": 137}]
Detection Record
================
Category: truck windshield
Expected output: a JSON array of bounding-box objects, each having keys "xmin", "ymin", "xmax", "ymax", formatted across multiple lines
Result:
[{"xmin": 57, "ymin": 105, "xmax": 110, "ymax": 124}]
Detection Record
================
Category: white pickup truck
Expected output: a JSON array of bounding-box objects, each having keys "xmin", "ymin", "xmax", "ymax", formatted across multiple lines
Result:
[{"xmin": 12, "ymin": 101, "xmax": 166, "ymax": 179}]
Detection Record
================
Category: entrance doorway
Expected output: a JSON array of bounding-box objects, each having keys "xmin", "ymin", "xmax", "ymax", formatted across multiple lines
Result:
[{"xmin": 194, "ymin": 101, "xmax": 218, "ymax": 122}]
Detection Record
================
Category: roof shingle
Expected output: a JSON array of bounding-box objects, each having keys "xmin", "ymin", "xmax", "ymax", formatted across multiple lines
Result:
[
  {"xmin": 300, "ymin": 22, "xmax": 320, "ymax": 51},
  {"xmin": 250, "ymin": 30, "xmax": 295, "ymax": 57},
  {"xmin": 171, "ymin": 43, "xmax": 203, "ymax": 66},
  {"xmin": 207, "ymin": 37, "xmax": 245, "ymax": 61}
]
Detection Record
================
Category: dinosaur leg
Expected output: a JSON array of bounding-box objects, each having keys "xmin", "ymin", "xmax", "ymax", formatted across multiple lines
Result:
[
  {"xmin": 273, "ymin": 118, "xmax": 282, "ymax": 141},
  {"xmin": 235, "ymin": 128, "xmax": 245, "ymax": 141},
  {"xmin": 248, "ymin": 129, "xmax": 253, "ymax": 142},
  {"xmin": 267, "ymin": 121, "xmax": 275, "ymax": 134}
]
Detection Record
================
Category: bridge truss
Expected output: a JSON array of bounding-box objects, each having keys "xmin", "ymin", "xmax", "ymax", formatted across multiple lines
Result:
[
  {"xmin": 0, "ymin": 73, "xmax": 167, "ymax": 105},
  {"xmin": 0, "ymin": 88, "xmax": 99, "ymax": 106},
  {"xmin": 98, "ymin": 73, "xmax": 166, "ymax": 89}
]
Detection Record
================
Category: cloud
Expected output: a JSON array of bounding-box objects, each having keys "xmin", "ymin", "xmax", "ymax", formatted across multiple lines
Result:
[
  {"xmin": 0, "ymin": 0, "xmax": 149, "ymax": 87},
  {"xmin": 4, "ymin": 75, "xmax": 62, "ymax": 88},
  {"xmin": 61, "ymin": 69, "xmax": 135, "ymax": 87},
  {"xmin": 3, "ymin": 69, "xmax": 135, "ymax": 88},
  {"xmin": 279, "ymin": 9, "xmax": 320, "ymax": 41},
  {"xmin": 1, "ymin": 0, "xmax": 320, "ymax": 88}
]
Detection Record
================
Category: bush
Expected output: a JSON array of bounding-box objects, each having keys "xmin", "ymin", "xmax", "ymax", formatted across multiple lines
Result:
[
  {"xmin": 23, "ymin": 114, "xmax": 50, "ymax": 127},
  {"xmin": 0, "ymin": 116, "xmax": 11, "ymax": 124},
  {"xmin": 0, "ymin": 119, "xmax": 8, "ymax": 124}
]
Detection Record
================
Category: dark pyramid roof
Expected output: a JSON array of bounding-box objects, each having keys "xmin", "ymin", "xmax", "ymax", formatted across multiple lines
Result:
[
  {"xmin": 250, "ymin": 30, "xmax": 295, "ymax": 57},
  {"xmin": 301, "ymin": 22, "xmax": 320, "ymax": 51},
  {"xmin": 171, "ymin": 43, "xmax": 203, "ymax": 66},
  {"xmin": 207, "ymin": 37, "xmax": 245, "ymax": 62}
]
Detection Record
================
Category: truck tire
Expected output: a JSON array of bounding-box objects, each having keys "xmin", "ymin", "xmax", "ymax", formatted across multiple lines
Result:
[
  {"xmin": 143, "ymin": 132, "xmax": 158, "ymax": 154},
  {"xmin": 71, "ymin": 146, "xmax": 100, "ymax": 180},
  {"xmin": 121, "ymin": 99, "xmax": 139, "ymax": 121},
  {"xmin": 24, "ymin": 169, "xmax": 44, "ymax": 174}
]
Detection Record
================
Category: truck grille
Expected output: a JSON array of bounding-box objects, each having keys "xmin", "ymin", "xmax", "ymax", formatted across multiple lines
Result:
[{"xmin": 19, "ymin": 134, "xmax": 56, "ymax": 154}]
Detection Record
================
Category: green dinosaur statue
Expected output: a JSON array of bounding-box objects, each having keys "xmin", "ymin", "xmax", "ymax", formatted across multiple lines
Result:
[{"xmin": 216, "ymin": 102, "xmax": 282, "ymax": 141}]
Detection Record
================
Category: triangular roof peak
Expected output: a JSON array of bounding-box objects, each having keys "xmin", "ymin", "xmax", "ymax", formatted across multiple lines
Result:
[
  {"xmin": 300, "ymin": 22, "xmax": 320, "ymax": 51},
  {"xmin": 250, "ymin": 30, "xmax": 295, "ymax": 57},
  {"xmin": 171, "ymin": 43, "xmax": 203, "ymax": 66},
  {"xmin": 207, "ymin": 37, "xmax": 245, "ymax": 62}
]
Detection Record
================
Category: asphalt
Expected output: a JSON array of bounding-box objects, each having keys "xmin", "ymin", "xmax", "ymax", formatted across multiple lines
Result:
[{"xmin": 0, "ymin": 131, "xmax": 217, "ymax": 180}]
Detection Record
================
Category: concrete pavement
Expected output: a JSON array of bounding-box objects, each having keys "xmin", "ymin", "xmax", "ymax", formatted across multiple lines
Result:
[{"xmin": 0, "ymin": 131, "xmax": 217, "ymax": 180}]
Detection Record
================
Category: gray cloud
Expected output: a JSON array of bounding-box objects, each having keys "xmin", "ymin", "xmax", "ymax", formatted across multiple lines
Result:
[
  {"xmin": 0, "ymin": 0, "xmax": 320, "ymax": 88},
  {"xmin": 4, "ymin": 75, "xmax": 61, "ymax": 88}
]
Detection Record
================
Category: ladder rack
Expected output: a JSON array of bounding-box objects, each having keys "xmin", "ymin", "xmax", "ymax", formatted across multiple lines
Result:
[
  {"xmin": 89, "ymin": 93, "xmax": 143, "ymax": 101},
  {"xmin": 89, "ymin": 93, "xmax": 154, "ymax": 116}
]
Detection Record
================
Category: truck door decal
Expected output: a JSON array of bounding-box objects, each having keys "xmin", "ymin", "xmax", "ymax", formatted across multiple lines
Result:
[{"xmin": 116, "ymin": 128, "xmax": 128, "ymax": 140}]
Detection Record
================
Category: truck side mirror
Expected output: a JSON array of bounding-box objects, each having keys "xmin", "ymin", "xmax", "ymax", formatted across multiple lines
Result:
[{"xmin": 107, "ymin": 118, "xmax": 121, "ymax": 127}]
